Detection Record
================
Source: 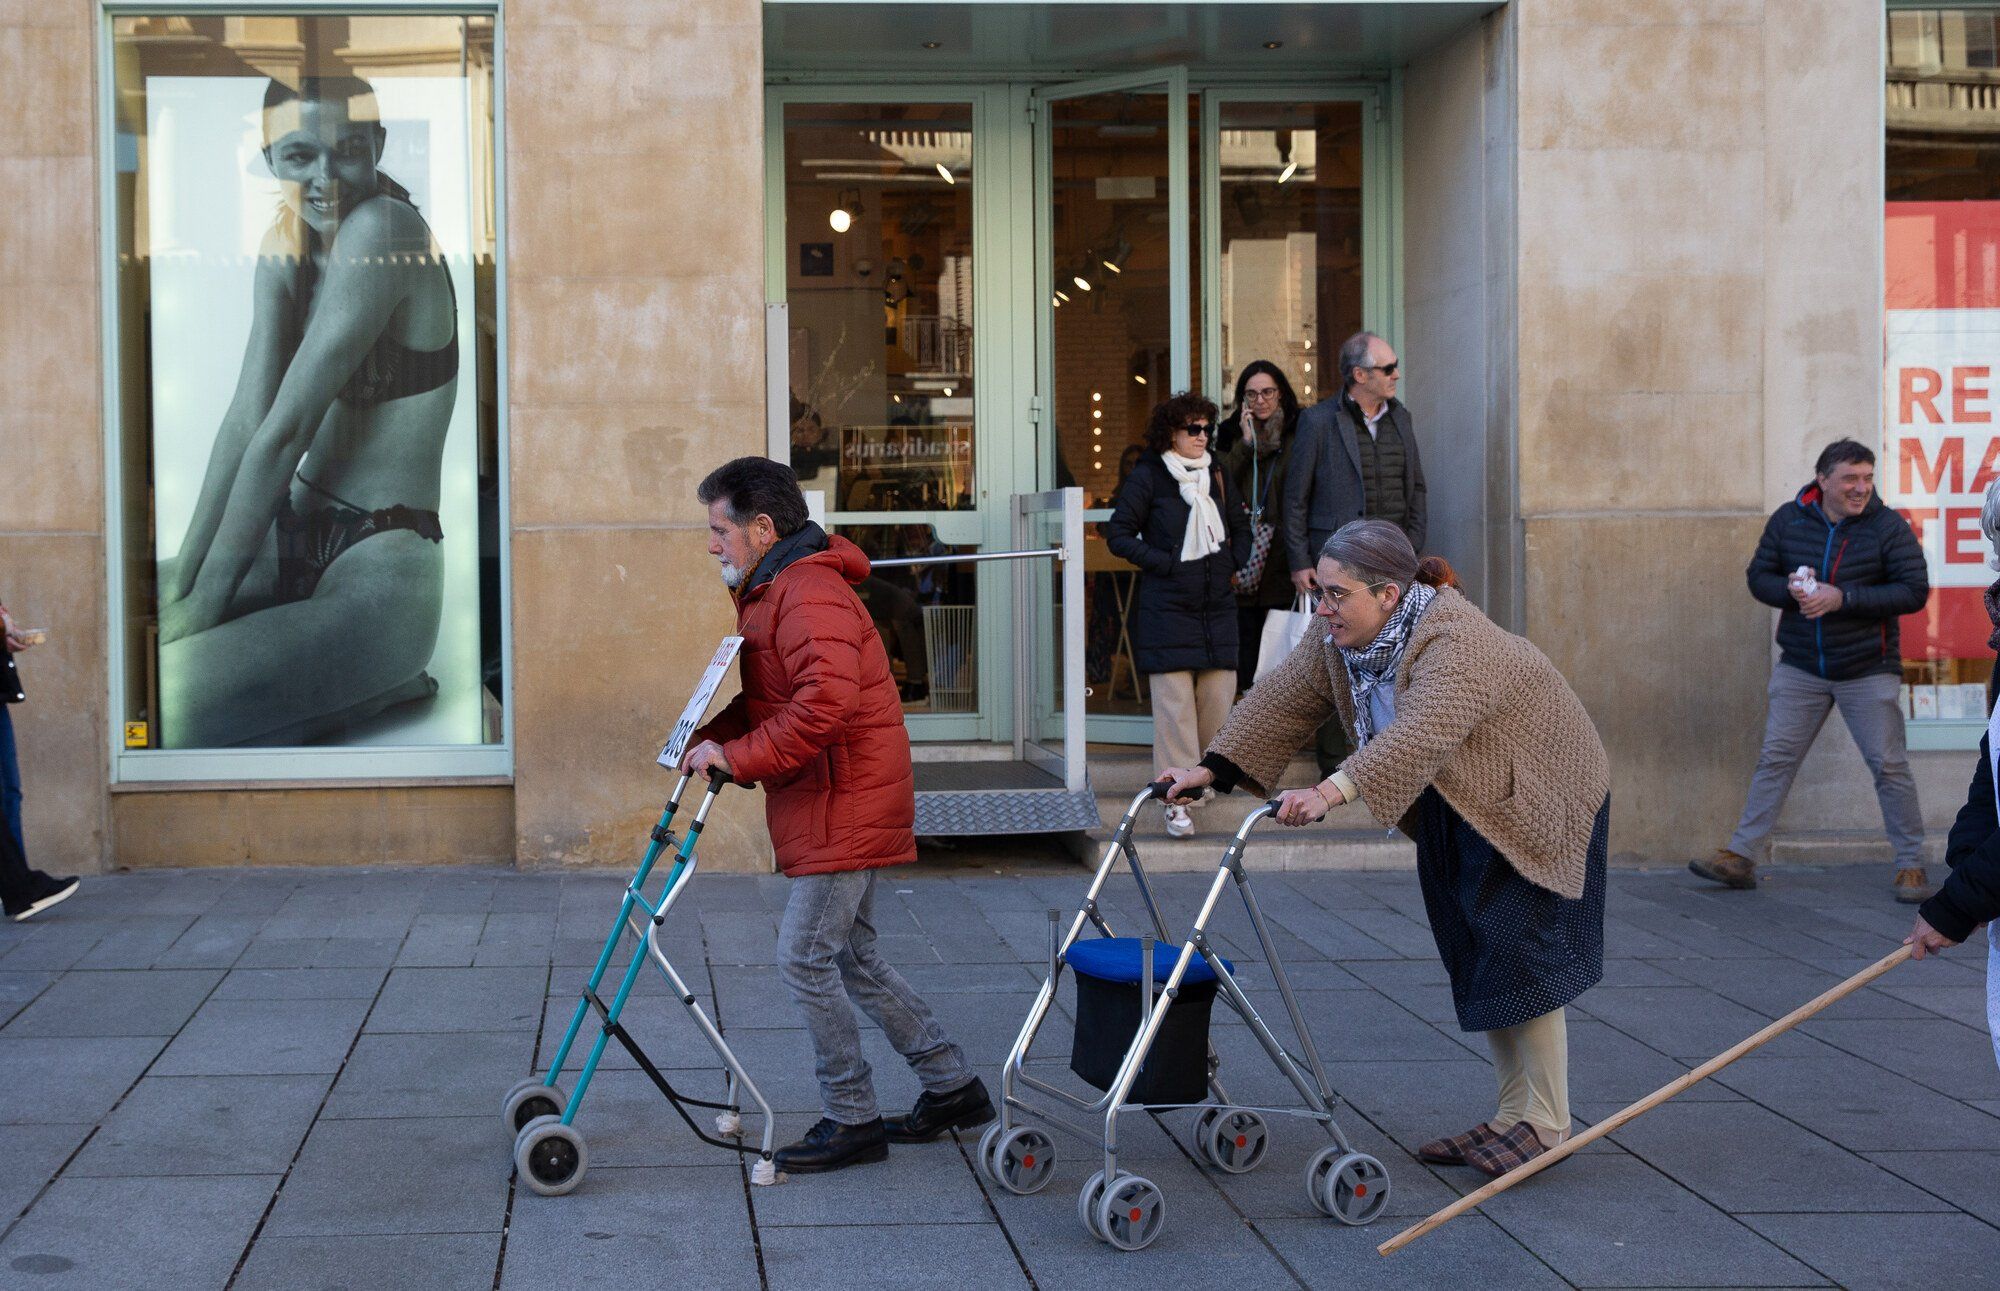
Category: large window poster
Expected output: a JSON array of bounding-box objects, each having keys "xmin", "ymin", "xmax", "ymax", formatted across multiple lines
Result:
[
  {"xmin": 113, "ymin": 16, "xmax": 501, "ymax": 758},
  {"xmin": 1884, "ymin": 202, "xmax": 2000, "ymax": 721}
]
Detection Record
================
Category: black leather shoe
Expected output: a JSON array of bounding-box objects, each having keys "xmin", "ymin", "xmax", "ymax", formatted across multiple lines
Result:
[
  {"xmin": 883, "ymin": 1078, "xmax": 996, "ymax": 1143},
  {"xmin": 774, "ymin": 1117, "xmax": 889, "ymax": 1174}
]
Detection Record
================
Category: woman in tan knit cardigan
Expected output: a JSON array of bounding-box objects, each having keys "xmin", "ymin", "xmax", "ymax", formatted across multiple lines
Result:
[{"xmin": 1161, "ymin": 518, "xmax": 1610, "ymax": 1178}]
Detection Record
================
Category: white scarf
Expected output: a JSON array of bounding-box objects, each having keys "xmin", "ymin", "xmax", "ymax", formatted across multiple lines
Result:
[{"xmin": 1161, "ymin": 451, "xmax": 1225, "ymax": 562}]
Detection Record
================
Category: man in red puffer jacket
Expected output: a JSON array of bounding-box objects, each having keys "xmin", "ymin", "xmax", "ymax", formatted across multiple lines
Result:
[{"xmin": 681, "ymin": 458, "xmax": 993, "ymax": 1174}]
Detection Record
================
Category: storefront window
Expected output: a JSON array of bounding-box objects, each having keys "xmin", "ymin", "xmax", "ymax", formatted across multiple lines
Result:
[
  {"xmin": 109, "ymin": 14, "xmax": 504, "ymax": 766},
  {"xmin": 1885, "ymin": 8, "xmax": 2000, "ymax": 726}
]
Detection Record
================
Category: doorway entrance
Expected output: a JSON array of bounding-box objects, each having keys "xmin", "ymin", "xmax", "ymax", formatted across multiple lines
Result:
[{"xmin": 765, "ymin": 74, "xmax": 1388, "ymax": 745}]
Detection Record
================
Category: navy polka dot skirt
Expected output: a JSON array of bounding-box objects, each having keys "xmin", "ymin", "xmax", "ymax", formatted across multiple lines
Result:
[{"xmin": 1411, "ymin": 787, "xmax": 1608, "ymax": 1033}]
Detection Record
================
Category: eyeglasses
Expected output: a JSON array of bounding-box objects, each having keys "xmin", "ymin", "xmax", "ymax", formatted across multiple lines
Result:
[
  {"xmin": 1244, "ymin": 387, "xmax": 1281, "ymax": 402},
  {"xmin": 1180, "ymin": 423, "xmax": 1211, "ymax": 436},
  {"xmin": 1362, "ymin": 362, "xmax": 1399, "ymax": 377},
  {"xmin": 1311, "ymin": 580, "xmax": 1388, "ymax": 611}
]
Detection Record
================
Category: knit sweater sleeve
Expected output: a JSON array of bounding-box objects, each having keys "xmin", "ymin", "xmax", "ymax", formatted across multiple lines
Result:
[
  {"xmin": 1205, "ymin": 633, "xmax": 1340, "ymax": 797},
  {"xmin": 1340, "ymin": 628, "xmax": 1505, "ymax": 827}
]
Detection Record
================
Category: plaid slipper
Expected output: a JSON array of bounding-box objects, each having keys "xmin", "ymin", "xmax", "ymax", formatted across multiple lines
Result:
[
  {"xmin": 1416, "ymin": 1122, "xmax": 1500, "ymax": 1166},
  {"xmin": 1465, "ymin": 1120, "xmax": 1560, "ymax": 1178}
]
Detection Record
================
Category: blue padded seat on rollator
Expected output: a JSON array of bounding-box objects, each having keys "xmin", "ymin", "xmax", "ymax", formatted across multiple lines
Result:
[{"xmin": 1068, "ymin": 938, "xmax": 1233, "ymax": 1107}]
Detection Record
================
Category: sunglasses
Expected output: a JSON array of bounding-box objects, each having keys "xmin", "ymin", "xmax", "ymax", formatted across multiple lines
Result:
[
  {"xmin": 1362, "ymin": 362, "xmax": 1399, "ymax": 377},
  {"xmin": 1181, "ymin": 423, "xmax": 1211, "ymax": 436}
]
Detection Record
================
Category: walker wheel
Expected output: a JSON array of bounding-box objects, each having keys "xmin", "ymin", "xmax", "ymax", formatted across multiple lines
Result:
[
  {"xmin": 514, "ymin": 1115, "xmax": 588, "ymax": 1197},
  {"xmin": 1076, "ymin": 1169, "xmax": 1109, "ymax": 1240},
  {"xmin": 501, "ymin": 1079, "xmax": 565, "ymax": 1135},
  {"xmin": 990, "ymin": 1126, "xmax": 1057, "ymax": 1195},
  {"xmin": 973, "ymin": 1123, "xmax": 1005, "ymax": 1185},
  {"xmin": 1094, "ymin": 1173, "xmax": 1167, "ymax": 1251},
  {"xmin": 1307, "ymin": 1148, "xmax": 1389, "ymax": 1226},
  {"xmin": 1197, "ymin": 1107, "xmax": 1269, "ymax": 1174}
]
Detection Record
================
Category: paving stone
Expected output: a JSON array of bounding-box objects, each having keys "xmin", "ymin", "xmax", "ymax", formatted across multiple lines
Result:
[
  {"xmin": 235, "ymin": 938, "xmax": 325, "ymax": 969},
  {"xmin": 153, "ymin": 997, "xmax": 370, "ymax": 1077},
  {"xmin": 1713, "ymin": 1054, "xmax": 2000, "ymax": 1151},
  {"xmin": 266, "ymin": 1116, "xmax": 504, "ymax": 1237},
  {"xmin": 1605, "ymin": 1101, "xmax": 1952, "ymax": 1214},
  {"xmin": 213, "ymin": 966, "xmax": 388, "ymax": 1001},
  {"xmin": 1651, "ymin": 955, "xmax": 1920, "ymax": 1023},
  {"xmin": 758, "ymin": 1217, "xmax": 1026, "ymax": 1291},
  {"xmin": 1739, "ymin": 1213, "xmax": 2000, "ymax": 1291},
  {"xmin": 1476, "ymin": 1155, "xmax": 1827, "ymax": 1287},
  {"xmin": 311, "ymin": 936, "xmax": 407, "ymax": 968},
  {"xmin": 0, "ymin": 1123, "xmax": 91, "ymax": 1221},
  {"xmin": 235, "ymin": 1232, "xmax": 501, "ymax": 1291},
  {"xmin": 1576, "ymin": 987, "xmax": 1830, "ymax": 1061},
  {"xmin": 68, "ymin": 1073, "xmax": 330, "ymax": 1177},
  {"xmin": 366, "ymin": 966, "xmax": 545, "ymax": 1034},
  {"xmin": 154, "ymin": 915, "xmax": 267, "ymax": 969},
  {"xmin": 1876, "ymin": 983, "xmax": 1993, "ymax": 1029},
  {"xmin": 1, "ymin": 969, "xmax": 221, "ymax": 1039},
  {"xmin": 1266, "ymin": 1214, "xmax": 1568, "ymax": 1290},
  {"xmin": 0, "ymin": 1173, "xmax": 276, "ymax": 1290},
  {"xmin": 1299, "ymin": 991, "xmax": 1475, "ymax": 1063},
  {"xmin": 394, "ymin": 913, "xmax": 486, "ymax": 968},
  {"xmin": 1862, "ymin": 1149, "xmax": 2000, "ymax": 1226},
  {"xmin": 324, "ymin": 1030, "xmax": 534, "ymax": 1121},
  {"xmin": 72, "ymin": 917, "xmax": 196, "ymax": 969},
  {"xmin": 1797, "ymin": 1017, "xmax": 2000, "ymax": 1101},
  {"xmin": 0, "ymin": 1036, "xmax": 165, "ymax": 1124},
  {"xmin": 753, "ymin": 1133, "xmax": 990, "ymax": 1226},
  {"xmin": 500, "ymin": 1165, "xmax": 758, "ymax": 1291},
  {"xmin": 0, "ymin": 970, "xmax": 55, "ymax": 1027},
  {"xmin": 1564, "ymin": 1019, "xmax": 1740, "ymax": 1105},
  {"xmin": 0, "ymin": 923, "xmax": 110, "ymax": 971}
]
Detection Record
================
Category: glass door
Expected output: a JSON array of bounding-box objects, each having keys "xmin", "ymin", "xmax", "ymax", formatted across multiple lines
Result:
[
  {"xmin": 769, "ymin": 93, "xmax": 995, "ymax": 738},
  {"xmin": 1032, "ymin": 70, "xmax": 1191, "ymax": 744}
]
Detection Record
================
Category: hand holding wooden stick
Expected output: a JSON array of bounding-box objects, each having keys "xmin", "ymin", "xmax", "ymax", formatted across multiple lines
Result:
[{"xmin": 1377, "ymin": 943, "xmax": 1914, "ymax": 1257}]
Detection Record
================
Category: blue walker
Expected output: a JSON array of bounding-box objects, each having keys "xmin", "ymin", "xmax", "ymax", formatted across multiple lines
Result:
[{"xmin": 500, "ymin": 768, "xmax": 779, "ymax": 1194}]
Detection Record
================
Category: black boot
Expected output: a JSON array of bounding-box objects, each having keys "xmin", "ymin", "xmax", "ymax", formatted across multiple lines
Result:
[
  {"xmin": 883, "ymin": 1077, "xmax": 995, "ymax": 1144},
  {"xmin": 774, "ymin": 1117, "xmax": 889, "ymax": 1174}
]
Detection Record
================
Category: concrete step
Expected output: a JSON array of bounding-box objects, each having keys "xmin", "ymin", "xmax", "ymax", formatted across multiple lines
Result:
[{"xmin": 1086, "ymin": 747, "xmax": 1323, "ymax": 795}]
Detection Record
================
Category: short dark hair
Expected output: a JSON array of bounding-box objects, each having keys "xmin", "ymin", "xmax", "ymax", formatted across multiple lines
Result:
[
  {"xmin": 1142, "ymin": 393, "xmax": 1221, "ymax": 454},
  {"xmin": 1814, "ymin": 439, "xmax": 1875, "ymax": 477},
  {"xmin": 697, "ymin": 457, "xmax": 809, "ymax": 537}
]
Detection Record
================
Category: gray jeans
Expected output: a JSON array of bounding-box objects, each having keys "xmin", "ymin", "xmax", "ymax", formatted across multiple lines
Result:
[
  {"xmin": 1729, "ymin": 663, "xmax": 1925, "ymax": 870},
  {"xmin": 778, "ymin": 871, "xmax": 974, "ymax": 1124}
]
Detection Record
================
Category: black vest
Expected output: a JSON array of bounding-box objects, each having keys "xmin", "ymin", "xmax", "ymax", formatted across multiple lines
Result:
[{"xmin": 1352, "ymin": 406, "xmax": 1408, "ymax": 528}]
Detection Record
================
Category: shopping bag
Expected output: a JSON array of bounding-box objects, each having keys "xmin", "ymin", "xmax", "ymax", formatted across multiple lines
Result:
[{"xmin": 1254, "ymin": 594, "xmax": 1315, "ymax": 682}]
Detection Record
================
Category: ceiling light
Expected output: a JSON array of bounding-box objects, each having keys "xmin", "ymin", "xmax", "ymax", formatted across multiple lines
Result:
[
  {"xmin": 1263, "ymin": 40, "xmax": 1283, "ymax": 50},
  {"xmin": 828, "ymin": 188, "xmax": 860, "ymax": 233},
  {"xmin": 1053, "ymin": 295, "xmax": 1063, "ymax": 307},
  {"xmin": 1277, "ymin": 161, "xmax": 1298, "ymax": 184},
  {"xmin": 1091, "ymin": 392, "xmax": 1101, "ymax": 402},
  {"xmin": 935, "ymin": 163, "xmax": 955, "ymax": 185},
  {"xmin": 1102, "ymin": 260, "xmax": 1122, "ymax": 274},
  {"xmin": 1072, "ymin": 275, "xmax": 1092, "ymax": 292},
  {"xmin": 1055, "ymin": 289, "xmax": 1071, "ymax": 302},
  {"xmin": 922, "ymin": 40, "xmax": 942, "ymax": 49},
  {"xmin": 1133, "ymin": 375, "xmax": 1147, "ymax": 386},
  {"xmin": 829, "ymin": 207, "xmax": 852, "ymax": 233}
]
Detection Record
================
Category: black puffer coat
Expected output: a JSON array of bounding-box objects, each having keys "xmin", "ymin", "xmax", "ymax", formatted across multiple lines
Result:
[
  {"xmin": 1746, "ymin": 483, "xmax": 1929, "ymax": 681},
  {"xmin": 1104, "ymin": 454, "xmax": 1252, "ymax": 674},
  {"xmin": 1919, "ymin": 735, "xmax": 2000, "ymax": 944}
]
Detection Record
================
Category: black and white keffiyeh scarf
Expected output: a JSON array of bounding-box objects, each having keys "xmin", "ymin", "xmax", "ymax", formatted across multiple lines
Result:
[{"xmin": 1335, "ymin": 580, "xmax": 1437, "ymax": 748}]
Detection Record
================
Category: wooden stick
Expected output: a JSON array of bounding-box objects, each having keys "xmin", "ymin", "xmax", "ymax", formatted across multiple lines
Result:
[{"xmin": 1377, "ymin": 943, "xmax": 1913, "ymax": 1257}]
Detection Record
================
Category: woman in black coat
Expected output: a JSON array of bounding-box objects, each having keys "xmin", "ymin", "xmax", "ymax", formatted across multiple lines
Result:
[{"xmin": 1103, "ymin": 394, "xmax": 1251, "ymax": 837}]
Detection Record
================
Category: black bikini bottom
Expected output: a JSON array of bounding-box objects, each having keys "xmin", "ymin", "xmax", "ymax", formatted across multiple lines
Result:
[{"xmin": 275, "ymin": 475, "xmax": 443, "ymax": 604}]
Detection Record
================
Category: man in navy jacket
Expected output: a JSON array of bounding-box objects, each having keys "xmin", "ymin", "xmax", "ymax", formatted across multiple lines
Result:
[{"xmin": 1697, "ymin": 440, "xmax": 1932, "ymax": 900}]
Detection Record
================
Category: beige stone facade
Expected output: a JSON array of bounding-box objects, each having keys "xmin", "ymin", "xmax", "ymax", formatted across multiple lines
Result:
[{"xmin": 0, "ymin": 1, "xmax": 1927, "ymax": 874}]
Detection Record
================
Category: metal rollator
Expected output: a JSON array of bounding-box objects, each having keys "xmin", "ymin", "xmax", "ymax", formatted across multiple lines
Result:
[
  {"xmin": 978, "ymin": 782, "xmax": 1390, "ymax": 1250},
  {"xmin": 500, "ymin": 768, "xmax": 779, "ymax": 1195}
]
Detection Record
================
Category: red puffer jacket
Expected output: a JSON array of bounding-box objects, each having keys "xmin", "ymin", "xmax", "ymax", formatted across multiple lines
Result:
[{"xmin": 693, "ymin": 525, "xmax": 916, "ymax": 875}]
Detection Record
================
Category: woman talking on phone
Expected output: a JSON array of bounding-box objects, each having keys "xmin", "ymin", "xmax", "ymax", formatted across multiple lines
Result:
[{"xmin": 158, "ymin": 71, "xmax": 457, "ymax": 747}]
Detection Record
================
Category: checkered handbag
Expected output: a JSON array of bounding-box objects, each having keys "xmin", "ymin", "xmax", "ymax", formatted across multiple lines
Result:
[{"xmin": 1232, "ymin": 520, "xmax": 1275, "ymax": 592}]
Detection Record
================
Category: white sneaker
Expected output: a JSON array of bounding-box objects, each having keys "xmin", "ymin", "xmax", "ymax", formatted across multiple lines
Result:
[{"xmin": 1164, "ymin": 805, "xmax": 1195, "ymax": 838}]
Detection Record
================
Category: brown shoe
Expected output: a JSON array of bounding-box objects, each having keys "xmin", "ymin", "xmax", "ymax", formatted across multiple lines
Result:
[
  {"xmin": 1689, "ymin": 848, "xmax": 1757, "ymax": 890},
  {"xmin": 1417, "ymin": 1122, "xmax": 1499, "ymax": 1166},
  {"xmin": 1465, "ymin": 1120, "xmax": 1561, "ymax": 1179},
  {"xmin": 1893, "ymin": 867, "xmax": 1936, "ymax": 904}
]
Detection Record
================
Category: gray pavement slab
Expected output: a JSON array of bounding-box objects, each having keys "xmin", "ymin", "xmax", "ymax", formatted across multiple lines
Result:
[
  {"xmin": 67, "ymin": 1072, "xmax": 330, "ymax": 1177},
  {"xmin": 366, "ymin": 965, "xmax": 546, "ymax": 1034},
  {"xmin": 0, "ymin": 1173, "xmax": 275, "ymax": 1290},
  {"xmin": 0, "ymin": 1123, "xmax": 91, "ymax": 1221},
  {"xmin": 1, "ymin": 968, "xmax": 222, "ymax": 1038},
  {"xmin": 0, "ymin": 1035, "xmax": 165, "ymax": 1124},
  {"xmin": 234, "ymin": 1232, "xmax": 501, "ymax": 1291},
  {"xmin": 324, "ymin": 1029, "xmax": 535, "ymax": 1121},
  {"xmin": 152, "ymin": 996, "xmax": 370, "ymax": 1077},
  {"xmin": 212, "ymin": 966, "xmax": 387, "ymax": 1001},
  {"xmin": 501, "ymin": 1165, "xmax": 759, "ymax": 1291},
  {"xmin": 0, "ymin": 970, "xmax": 55, "ymax": 1027},
  {"xmin": 757, "ymin": 1219, "xmax": 1026, "ymax": 1291},
  {"xmin": 1269, "ymin": 1215, "xmax": 1569, "ymax": 1290},
  {"xmin": 1862, "ymin": 1149, "xmax": 2000, "ymax": 1226},
  {"xmin": 1738, "ymin": 1213, "xmax": 2000, "ymax": 1291},
  {"xmin": 265, "ymin": 1115, "xmax": 505, "ymax": 1237}
]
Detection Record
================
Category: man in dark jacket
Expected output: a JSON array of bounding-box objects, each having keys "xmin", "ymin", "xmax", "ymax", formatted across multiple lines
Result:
[
  {"xmin": 1906, "ymin": 736, "xmax": 2000, "ymax": 1069},
  {"xmin": 1698, "ymin": 440, "xmax": 1932, "ymax": 900},
  {"xmin": 1282, "ymin": 331, "xmax": 1426, "ymax": 773},
  {"xmin": 683, "ymin": 458, "xmax": 992, "ymax": 1174}
]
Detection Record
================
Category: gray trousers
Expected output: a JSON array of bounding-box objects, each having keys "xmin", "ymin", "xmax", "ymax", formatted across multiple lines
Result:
[
  {"xmin": 1729, "ymin": 663, "xmax": 1924, "ymax": 870},
  {"xmin": 778, "ymin": 870, "xmax": 975, "ymax": 1125}
]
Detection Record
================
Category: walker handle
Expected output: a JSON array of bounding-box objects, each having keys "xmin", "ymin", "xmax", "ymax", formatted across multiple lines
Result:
[
  {"xmin": 1146, "ymin": 777, "xmax": 1176, "ymax": 801},
  {"xmin": 707, "ymin": 768, "xmax": 736, "ymax": 792}
]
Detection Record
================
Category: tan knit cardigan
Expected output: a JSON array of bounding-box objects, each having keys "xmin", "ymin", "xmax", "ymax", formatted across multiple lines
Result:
[{"xmin": 1208, "ymin": 587, "xmax": 1609, "ymax": 899}]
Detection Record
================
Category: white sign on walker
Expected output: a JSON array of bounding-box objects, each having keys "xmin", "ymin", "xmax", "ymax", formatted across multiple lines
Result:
[{"xmin": 658, "ymin": 637, "xmax": 745, "ymax": 770}]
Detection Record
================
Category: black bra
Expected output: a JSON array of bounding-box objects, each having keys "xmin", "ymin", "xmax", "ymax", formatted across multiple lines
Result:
[{"xmin": 297, "ymin": 206, "xmax": 460, "ymax": 408}]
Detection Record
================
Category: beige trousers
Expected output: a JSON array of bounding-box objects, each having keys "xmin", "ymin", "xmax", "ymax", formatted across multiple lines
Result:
[
  {"xmin": 1148, "ymin": 669, "xmax": 1236, "ymax": 779},
  {"xmin": 1487, "ymin": 1007, "xmax": 1570, "ymax": 1140}
]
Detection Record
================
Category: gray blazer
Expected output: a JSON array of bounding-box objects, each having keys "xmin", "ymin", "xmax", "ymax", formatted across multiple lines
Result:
[{"xmin": 1281, "ymin": 396, "xmax": 1427, "ymax": 571}]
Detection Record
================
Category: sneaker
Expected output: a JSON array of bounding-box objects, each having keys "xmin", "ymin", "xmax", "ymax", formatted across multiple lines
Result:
[
  {"xmin": 1893, "ymin": 867, "xmax": 1936, "ymax": 904},
  {"xmin": 1164, "ymin": 805, "xmax": 1195, "ymax": 838},
  {"xmin": 883, "ymin": 1077, "xmax": 995, "ymax": 1143},
  {"xmin": 773, "ymin": 1116, "xmax": 889, "ymax": 1174},
  {"xmin": 6, "ymin": 874, "xmax": 78, "ymax": 923},
  {"xmin": 1688, "ymin": 848, "xmax": 1757, "ymax": 890}
]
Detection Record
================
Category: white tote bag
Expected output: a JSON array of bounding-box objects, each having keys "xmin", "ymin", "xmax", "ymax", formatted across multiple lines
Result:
[{"xmin": 1254, "ymin": 594, "xmax": 1316, "ymax": 682}]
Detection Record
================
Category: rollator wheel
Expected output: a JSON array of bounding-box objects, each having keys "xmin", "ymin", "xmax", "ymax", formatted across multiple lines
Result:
[
  {"xmin": 973, "ymin": 1123, "xmax": 1005, "ymax": 1184},
  {"xmin": 990, "ymin": 1126, "xmax": 1058, "ymax": 1195},
  {"xmin": 501, "ymin": 1079, "xmax": 565, "ymax": 1135},
  {"xmin": 1093, "ymin": 1173, "xmax": 1167, "ymax": 1251},
  {"xmin": 1306, "ymin": 1148, "xmax": 1390, "ymax": 1226},
  {"xmin": 513, "ymin": 1114, "xmax": 588, "ymax": 1197},
  {"xmin": 1197, "ymin": 1108, "xmax": 1269, "ymax": 1175},
  {"xmin": 1076, "ymin": 1170, "xmax": 1109, "ymax": 1240}
]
